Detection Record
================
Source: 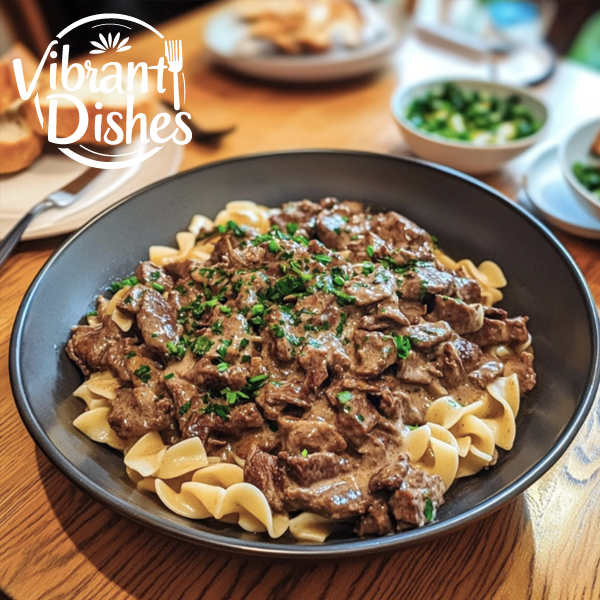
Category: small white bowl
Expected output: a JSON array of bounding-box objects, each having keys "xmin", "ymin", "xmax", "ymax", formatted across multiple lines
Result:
[
  {"xmin": 391, "ymin": 78, "xmax": 548, "ymax": 175},
  {"xmin": 559, "ymin": 116, "xmax": 600, "ymax": 217}
]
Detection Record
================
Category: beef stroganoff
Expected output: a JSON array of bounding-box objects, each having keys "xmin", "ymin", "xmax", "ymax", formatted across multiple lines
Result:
[{"xmin": 67, "ymin": 198, "xmax": 536, "ymax": 541}]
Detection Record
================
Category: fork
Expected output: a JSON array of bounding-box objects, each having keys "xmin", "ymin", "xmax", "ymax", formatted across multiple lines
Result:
[{"xmin": 165, "ymin": 40, "xmax": 183, "ymax": 110}]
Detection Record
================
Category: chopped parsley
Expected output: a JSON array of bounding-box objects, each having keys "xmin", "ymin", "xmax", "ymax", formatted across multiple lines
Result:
[
  {"xmin": 191, "ymin": 336, "xmax": 213, "ymax": 358},
  {"xmin": 313, "ymin": 254, "xmax": 333, "ymax": 265},
  {"xmin": 270, "ymin": 324, "xmax": 286, "ymax": 338},
  {"xmin": 301, "ymin": 449, "xmax": 308, "ymax": 457},
  {"xmin": 424, "ymin": 498, "xmax": 434, "ymax": 523},
  {"xmin": 337, "ymin": 391, "xmax": 353, "ymax": 404},
  {"xmin": 220, "ymin": 305, "xmax": 232, "ymax": 316},
  {"xmin": 222, "ymin": 388, "xmax": 249, "ymax": 405},
  {"xmin": 109, "ymin": 275, "xmax": 138, "ymax": 293},
  {"xmin": 125, "ymin": 351, "xmax": 137, "ymax": 359},
  {"xmin": 211, "ymin": 320, "xmax": 224, "ymax": 335},
  {"xmin": 336, "ymin": 312, "xmax": 347, "ymax": 336},
  {"xmin": 201, "ymin": 403, "xmax": 231, "ymax": 420},
  {"xmin": 393, "ymin": 335, "xmax": 411, "ymax": 360},
  {"xmin": 217, "ymin": 340, "xmax": 232, "ymax": 360},
  {"xmin": 178, "ymin": 400, "xmax": 191, "ymax": 416},
  {"xmin": 133, "ymin": 365, "xmax": 151, "ymax": 383},
  {"xmin": 217, "ymin": 220, "xmax": 246, "ymax": 239}
]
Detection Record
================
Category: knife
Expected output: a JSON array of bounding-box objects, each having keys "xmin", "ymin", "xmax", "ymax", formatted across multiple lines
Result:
[{"xmin": 0, "ymin": 166, "xmax": 103, "ymax": 268}]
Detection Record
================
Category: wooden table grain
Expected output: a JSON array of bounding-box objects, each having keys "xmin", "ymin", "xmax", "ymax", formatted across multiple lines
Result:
[{"xmin": 1, "ymin": 4, "xmax": 600, "ymax": 599}]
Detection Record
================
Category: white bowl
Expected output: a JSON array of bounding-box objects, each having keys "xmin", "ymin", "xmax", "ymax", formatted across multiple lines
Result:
[
  {"xmin": 559, "ymin": 116, "xmax": 600, "ymax": 217},
  {"xmin": 391, "ymin": 79, "xmax": 548, "ymax": 175}
]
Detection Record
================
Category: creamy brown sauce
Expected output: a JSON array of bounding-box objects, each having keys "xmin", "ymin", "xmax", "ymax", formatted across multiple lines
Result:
[{"xmin": 67, "ymin": 198, "xmax": 536, "ymax": 536}]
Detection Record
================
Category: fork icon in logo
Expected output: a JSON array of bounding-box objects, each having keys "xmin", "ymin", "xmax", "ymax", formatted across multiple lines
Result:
[{"xmin": 165, "ymin": 40, "xmax": 183, "ymax": 110}]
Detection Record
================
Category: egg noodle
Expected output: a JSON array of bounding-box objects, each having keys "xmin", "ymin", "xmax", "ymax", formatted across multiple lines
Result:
[{"xmin": 73, "ymin": 201, "xmax": 521, "ymax": 541}]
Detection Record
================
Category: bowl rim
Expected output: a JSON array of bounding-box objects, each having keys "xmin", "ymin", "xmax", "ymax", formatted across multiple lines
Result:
[
  {"xmin": 558, "ymin": 116, "xmax": 600, "ymax": 210},
  {"xmin": 391, "ymin": 77, "xmax": 549, "ymax": 150},
  {"xmin": 9, "ymin": 149, "xmax": 600, "ymax": 558}
]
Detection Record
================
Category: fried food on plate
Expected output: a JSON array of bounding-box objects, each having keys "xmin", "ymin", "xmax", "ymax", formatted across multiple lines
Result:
[{"xmin": 234, "ymin": 0, "xmax": 364, "ymax": 54}]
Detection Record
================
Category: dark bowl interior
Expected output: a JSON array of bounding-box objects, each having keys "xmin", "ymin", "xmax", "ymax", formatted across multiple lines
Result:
[{"xmin": 10, "ymin": 150, "xmax": 599, "ymax": 558}]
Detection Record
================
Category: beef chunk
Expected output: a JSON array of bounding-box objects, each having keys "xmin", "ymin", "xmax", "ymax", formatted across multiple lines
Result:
[
  {"xmin": 107, "ymin": 343, "xmax": 161, "ymax": 386},
  {"xmin": 467, "ymin": 316, "xmax": 529, "ymax": 347},
  {"xmin": 135, "ymin": 261, "xmax": 174, "ymax": 293},
  {"xmin": 334, "ymin": 390, "xmax": 378, "ymax": 447},
  {"xmin": 270, "ymin": 199, "xmax": 322, "ymax": 237},
  {"xmin": 283, "ymin": 477, "xmax": 368, "ymax": 519},
  {"xmin": 358, "ymin": 296, "xmax": 410, "ymax": 331},
  {"xmin": 315, "ymin": 205, "xmax": 370, "ymax": 251},
  {"xmin": 163, "ymin": 259, "xmax": 203, "ymax": 282},
  {"xmin": 398, "ymin": 350, "xmax": 442, "ymax": 385},
  {"xmin": 469, "ymin": 360, "xmax": 504, "ymax": 388},
  {"xmin": 388, "ymin": 471, "xmax": 444, "ymax": 529},
  {"xmin": 370, "ymin": 456, "xmax": 445, "ymax": 528},
  {"xmin": 278, "ymin": 451, "xmax": 349, "ymax": 486},
  {"xmin": 105, "ymin": 338, "xmax": 138, "ymax": 381},
  {"xmin": 344, "ymin": 265, "xmax": 396, "ymax": 306},
  {"xmin": 369, "ymin": 459, "xmax": 411, "ymax": 492},
  {"xmin": 136, "ymin": 288, "xmax": 181, "ymax": 356},
  {"xmin": 108, "ymin": 387, "xmax": 172, "ymax": 439},
  {"xmin": 405, "ymin": 321, "xmax": 453, "ymax": 350},
  {"xmin": 504, "ymin": 351, "xmax": 536, "ymax": 393},
  {"xmin": 116, "ymin": 284, "xmax": 147, "ymax": 315},
  {"xmin": 356, "ymin": 497, "xmax": 393, "ymax": 537},
  {"xmin": 184, "ymin": 359, "xmax": 249, "ymax": 390},
  {"xmin": 397, "ymin": 300, "xmax": 427, "ymax": 324},
  {"xmin": 182, "ymin": 403, "xmax": 264, "ymax": 443},
  {"xmin": 255, "ymin": 382, "xmax": 309, "ymax": 420},
  {"xmin": 427, "ymin": 296, "xmax": 484, "ymax": 335},
  {"xmin": 278, "ymin": 417, "xmax": 347, "ymax": 454},
  {"xmin": 298, "ymin": 335, "xmax": 350, "ymax": 394},
  {"xmin": 398, "ymin": 264, "xmax": 455, "ymax": 302},
  {"xmin": 370, "ymin": 211, "xmax": 435, "ymax": 261},
  {"xmin": 165, "ymin": 376, "xmax": 199, "ymax": 423},
  {"xmin": 353, "ymin": 330, "xmax": 397, "ymax": 377},
  {"xmin": 213, "ymin": 403, "xmax": 264, "ymax": 437},
  {"xmin": 453, "ymin": 276, "xmax": 482, "ymax": 304},
  {"xmin": 66, "ymin": 316, "xmax": 124, "ymax": 375},
  {"xmin": 244, "ymin": 447, "xmax": 285, "ymax": 512},
  {"xmin": 436, "ymin": 338, "xmax": 482, "ymax": 387},
  {"xmin": 331, "ymin": 376, "xmax": 406, "ymax": 420}
]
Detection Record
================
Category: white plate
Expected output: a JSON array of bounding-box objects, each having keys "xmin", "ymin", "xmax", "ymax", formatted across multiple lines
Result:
[
  {"xmin": 0, "ymin": 134, "xmax": 183, "ymax": 241},
  {"xmin": 559, "ymin": 116, "xmax": 600, "ymax": 214},
  {"xmin": 524, "ymin": 145, "xmax": 600, "ymax": 240},
  {"xmin": 203, "ymin": 2, "xmax": 399, "ymax": 83}
]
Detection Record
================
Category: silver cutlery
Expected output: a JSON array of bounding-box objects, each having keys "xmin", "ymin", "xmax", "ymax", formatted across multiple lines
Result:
[{"xmin": 0, "ymin": 166, "xmax": 103, "ymax": 268}]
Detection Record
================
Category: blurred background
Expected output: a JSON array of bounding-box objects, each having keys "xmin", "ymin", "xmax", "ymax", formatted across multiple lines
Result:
[{"xmin": 0, "ymin": 0, "xmax": 599, "ymax": 71}]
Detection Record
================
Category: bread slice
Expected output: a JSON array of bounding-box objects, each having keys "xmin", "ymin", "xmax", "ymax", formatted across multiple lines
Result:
[
  {"xmin": 0, "ymin": 43, "xmax": 41, "ymax": 113},
  {"xmin": 0, "ymin": 105, "xmax": 43, "ymax": 174},
  {"xmin": 25, "ymin": 76, "xmax": 158, "ymax": 147}
]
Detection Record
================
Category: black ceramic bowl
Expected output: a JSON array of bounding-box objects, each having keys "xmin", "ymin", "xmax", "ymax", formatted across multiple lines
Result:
[{"xmin": 10, "ymin": 151, "xmax": 600, "ymax": 558}]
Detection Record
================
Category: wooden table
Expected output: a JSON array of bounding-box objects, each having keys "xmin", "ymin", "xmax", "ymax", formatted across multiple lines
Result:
[{"xmin": 1, "ymin": 4, "xmax": 600, "ymax": 599}]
